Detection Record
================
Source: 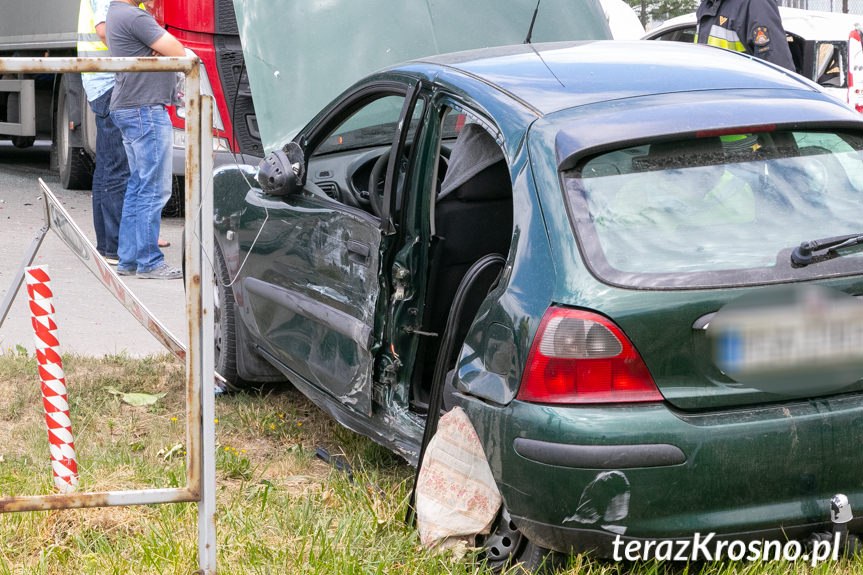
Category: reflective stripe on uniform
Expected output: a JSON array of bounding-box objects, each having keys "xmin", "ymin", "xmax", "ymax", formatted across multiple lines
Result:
[
  {"xmin": 706, "ymin": 24, "xmax": 746, "ymax": 52},
  {"xmin": 708, "ymin": 25, "xmax": 743, "ymax": 43},
  {"xmin": 707, "ymin": 36, "xmax": 747, "ymax": 52},
  {"xmin": 77, "ymin": 42, "xmax": 106, "ymax": 53}
]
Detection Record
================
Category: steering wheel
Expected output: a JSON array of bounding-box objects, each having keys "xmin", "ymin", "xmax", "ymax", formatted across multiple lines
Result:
[
  {"xmin": 367, "ymin": 147, "xmax": 390, "ymax": 218},
  {"xmin": 367, "ymin": 145, "xmax": 449, "ymax": 217}
]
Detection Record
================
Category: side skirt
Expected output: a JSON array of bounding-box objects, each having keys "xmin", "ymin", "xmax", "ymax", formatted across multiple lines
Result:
[{"xmin": 254, "ymin": 345, "xmax": 423, "ymax": 465}]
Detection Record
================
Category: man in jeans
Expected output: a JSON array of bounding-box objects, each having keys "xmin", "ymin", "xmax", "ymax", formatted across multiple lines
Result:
[
  {"xmin": 77, "ymin": 0, "xmax": 129, "ymax": 266},
  {"xmin": 107, "ymin": 0, "xmax": 185, "ymax": 279}
]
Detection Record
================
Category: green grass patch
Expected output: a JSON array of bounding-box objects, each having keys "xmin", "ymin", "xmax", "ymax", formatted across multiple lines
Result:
[{"xmin": 0, "ymin": 352, "xmax": 860, "ymax": 574}]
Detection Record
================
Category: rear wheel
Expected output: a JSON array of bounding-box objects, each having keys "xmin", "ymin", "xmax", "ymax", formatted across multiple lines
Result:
[
  {"xmin": 55, "ymin": 75, "xmax": 93, "ymax": 190},
  {"xmin": 479, "ymin": 508, "xmax": 563, "ymax": 573}
]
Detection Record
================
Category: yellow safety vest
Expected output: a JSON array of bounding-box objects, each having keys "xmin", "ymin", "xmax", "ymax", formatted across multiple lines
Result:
[{"xmin": 76, "ymin": 0, "xmax": 107, "ymax": 58}]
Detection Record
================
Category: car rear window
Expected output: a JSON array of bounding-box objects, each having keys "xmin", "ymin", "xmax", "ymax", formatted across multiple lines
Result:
[{"xmin": 563, "ymin": 129, "xmax": 863, "ymax": 289}]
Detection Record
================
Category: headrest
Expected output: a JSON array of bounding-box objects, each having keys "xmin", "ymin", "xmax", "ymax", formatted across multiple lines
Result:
[
  {"xmin": 439, "ymin": 123, "xmax": 508, "ymax": 200},
  {"xmin": 449, "ymin": 159, "xmax": 512, "ymax": 202}
]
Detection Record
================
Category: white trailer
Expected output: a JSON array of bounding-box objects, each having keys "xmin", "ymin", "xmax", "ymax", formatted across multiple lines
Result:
[{"xmin": 1, "ymin": 0, "xmax": 99, "ymax": 189}]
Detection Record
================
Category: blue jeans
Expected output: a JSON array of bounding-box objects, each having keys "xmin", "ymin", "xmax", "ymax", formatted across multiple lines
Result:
[
  {"xmin": 111, "ymin": 105, "xmax": 173, "ymax": 273},
  {"xmin": 88, "ymin": 88, "xmax": 129, "ymax": 259}
]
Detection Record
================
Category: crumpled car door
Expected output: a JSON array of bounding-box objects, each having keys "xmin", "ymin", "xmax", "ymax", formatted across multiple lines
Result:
[{"xmin": 240, "ymin": 191, "xmax": 382, "ymax": 416}]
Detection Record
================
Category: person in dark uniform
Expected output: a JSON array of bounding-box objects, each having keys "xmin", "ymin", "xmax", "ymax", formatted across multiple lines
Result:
[{"xmin": 695, "ymin": 0, "xmax": 795, "ymax": 71}]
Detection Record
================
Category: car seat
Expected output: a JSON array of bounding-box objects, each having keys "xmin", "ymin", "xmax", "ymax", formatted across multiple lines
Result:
[{"xmin": 415, "ymin": 124, "xmax": 513, "ymax": 404}]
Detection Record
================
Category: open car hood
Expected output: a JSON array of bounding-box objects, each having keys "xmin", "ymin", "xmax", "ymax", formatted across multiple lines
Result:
[{"xmin": 233, "ymin": 0, "xmax": 612, "ymax": 152}]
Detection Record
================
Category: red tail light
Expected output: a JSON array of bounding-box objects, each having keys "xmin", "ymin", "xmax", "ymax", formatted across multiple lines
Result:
[{"xmin": 517, "ymin": 307, "xmax": 663, "ymax": 404}]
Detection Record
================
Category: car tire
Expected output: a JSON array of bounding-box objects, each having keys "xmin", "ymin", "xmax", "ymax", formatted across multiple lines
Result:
[
  {"xmin": 514, "ymin": 540, "xmax": 565, "ymax": 573},
  {"xmin": 55, "ymin": 76, "xmax": 94, "ymax": 190},
  {"xmin": 213, "ymin": 241, "xmax": 239, "ymax": 387},
  {"xmin": 480, "ymin": 508, "xmax": 564, "ymax": 573}
]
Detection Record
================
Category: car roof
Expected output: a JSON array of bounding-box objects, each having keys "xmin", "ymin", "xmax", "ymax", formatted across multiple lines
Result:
[
  {"xmin": 645, "ymin": 7, "xmax": 862, "ymax": 41},
  {"xmin": 415, "ymin": 41, "xmax": 818, "ymax": 115},
  {"xmin": 779, "ymin": 7, "xmax": 863, "ymax": 40}
]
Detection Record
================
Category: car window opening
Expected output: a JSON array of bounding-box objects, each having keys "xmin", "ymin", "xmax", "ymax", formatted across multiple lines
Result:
[
  {"xmin": 410, "ymin": 112, "xmax": 514, "ymax": 413},
  {"xmin": 304, "ymin": 93, "xmax": 426, "ymax": 218}
]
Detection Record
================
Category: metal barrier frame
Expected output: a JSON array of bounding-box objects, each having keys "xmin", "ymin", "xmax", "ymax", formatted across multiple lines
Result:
[{"xmin": 0, "ymin": 56, "xmax": 216, "ymax": 574}]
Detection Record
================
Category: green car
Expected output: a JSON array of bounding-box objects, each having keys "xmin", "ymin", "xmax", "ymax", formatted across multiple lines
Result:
[{"xmin": 211, "ymin": 1, "xmax": 863, "ymax": 567}]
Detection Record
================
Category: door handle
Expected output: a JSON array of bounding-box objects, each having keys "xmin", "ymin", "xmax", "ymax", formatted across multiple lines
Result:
[{"xmin": 347, "ymin": 240, "xmax": 371, "ymax": 265}]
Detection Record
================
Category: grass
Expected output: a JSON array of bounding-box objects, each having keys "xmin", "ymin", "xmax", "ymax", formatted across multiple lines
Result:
[{"xmin": 0, "ymin": 351, "xmax": 860, "ymax": 574}]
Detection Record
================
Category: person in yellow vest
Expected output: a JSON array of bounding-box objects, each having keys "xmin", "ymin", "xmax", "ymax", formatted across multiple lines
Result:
[{"xmin": 78, "ymin": 0, "xmax": 130, "ymax": 266}]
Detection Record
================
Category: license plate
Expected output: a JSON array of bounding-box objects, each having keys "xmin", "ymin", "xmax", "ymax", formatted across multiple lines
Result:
[
  {"xmin": 710, "ymin": 285, "xmax": 863, "ymax": 383},
  {"xmin": 716, "ymin": 314, "xmax": 863, "ymax": 375}
]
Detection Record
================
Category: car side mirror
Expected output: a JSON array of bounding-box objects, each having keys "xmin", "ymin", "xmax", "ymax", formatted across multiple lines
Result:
[{"xmin": 256, "ymin": 142, "xmax": 305, "ymax": 196}]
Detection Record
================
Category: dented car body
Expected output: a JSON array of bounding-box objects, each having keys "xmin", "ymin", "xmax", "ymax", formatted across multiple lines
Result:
[{"xmin": 212, "ymin": 38, "xmax": 863, "ymax": 560}]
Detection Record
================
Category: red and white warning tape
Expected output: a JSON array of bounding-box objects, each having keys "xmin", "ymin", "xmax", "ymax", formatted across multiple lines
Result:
[{"xmin": 25, "ymin": 266, "xmax": 79, "ymax": 494}]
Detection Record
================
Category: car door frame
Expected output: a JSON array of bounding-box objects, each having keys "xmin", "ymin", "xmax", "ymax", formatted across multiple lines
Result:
[{"xmin": 241, "ymin": 78, "xmax": 426, "ymax": 417}]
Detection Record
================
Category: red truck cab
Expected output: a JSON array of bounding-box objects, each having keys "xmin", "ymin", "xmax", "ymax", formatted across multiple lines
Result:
[{"xmin": 152, "ymin": 0, "xmax": 262, "ymax": 211}]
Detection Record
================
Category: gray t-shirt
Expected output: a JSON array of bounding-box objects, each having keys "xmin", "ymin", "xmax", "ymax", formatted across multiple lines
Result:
[{"xmin": 106, "ymin": 1, "xmax": 175, "ymax": 110}]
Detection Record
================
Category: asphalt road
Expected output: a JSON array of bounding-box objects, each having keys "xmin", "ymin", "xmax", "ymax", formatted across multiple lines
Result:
[{"xmin": 0, "ymin": 140, "xmax": 187, "ymax": 357}]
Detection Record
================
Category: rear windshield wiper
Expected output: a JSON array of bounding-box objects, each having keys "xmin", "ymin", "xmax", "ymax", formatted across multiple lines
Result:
[{"xmin": 790, "ymin": 233, "xmax": 863, "ymax": 266}]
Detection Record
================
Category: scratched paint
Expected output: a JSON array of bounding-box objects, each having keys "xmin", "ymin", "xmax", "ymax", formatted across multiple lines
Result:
[{"xmin": 564, "ymin": 470, "xmax": 631, "ymax": 535}]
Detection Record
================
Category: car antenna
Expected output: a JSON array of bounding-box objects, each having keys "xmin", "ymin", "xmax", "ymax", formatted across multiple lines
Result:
[{"xmin": 524, "ymin": 0, "xmax": 542, "ymax": 44}]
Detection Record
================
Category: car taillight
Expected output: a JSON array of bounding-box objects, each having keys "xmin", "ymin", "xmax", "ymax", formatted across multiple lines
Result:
[{"xmin": 517, "ymin": 307, "xmax": 663, "ymax": 404}]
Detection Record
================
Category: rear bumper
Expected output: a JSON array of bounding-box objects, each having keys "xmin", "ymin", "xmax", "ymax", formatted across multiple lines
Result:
[{"xmin": 457, "ymin": 392, "xmax": 863, "ymax": 555}]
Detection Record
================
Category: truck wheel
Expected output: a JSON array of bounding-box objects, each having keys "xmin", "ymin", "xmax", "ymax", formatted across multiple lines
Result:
[
  {"xmin": 55, "ymin": 76, "xmax": 94, "ymax": 190},
  {"xmin": 162, "ymin": 175, "xmax": 185, "ymax": 217}
]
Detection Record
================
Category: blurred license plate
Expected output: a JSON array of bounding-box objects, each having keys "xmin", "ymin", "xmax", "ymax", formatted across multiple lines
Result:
[
  {"xmin": 717, "ymin": 315, "xmax": 863, "ymax": 374},
  {"xmin": 709, "ymin": 285, "xmax": 863, "ymax": 393}
]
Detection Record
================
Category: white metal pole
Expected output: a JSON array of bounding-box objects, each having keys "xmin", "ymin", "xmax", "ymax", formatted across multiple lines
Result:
[{"xmin": 197, "ymin": 94, "xmax": 218, "ymax": 574}]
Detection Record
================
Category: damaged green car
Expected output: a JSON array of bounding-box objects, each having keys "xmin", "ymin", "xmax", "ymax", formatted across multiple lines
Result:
[{"xmin": 211, "ymin": 0, "xmax": 863, "ymax": 568}]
